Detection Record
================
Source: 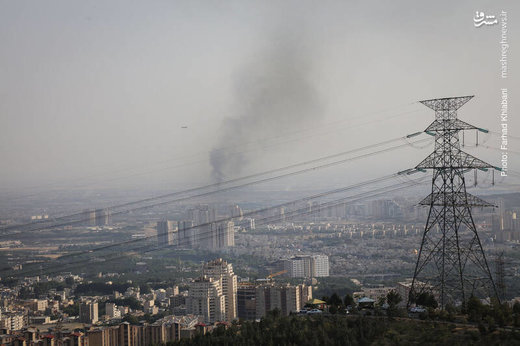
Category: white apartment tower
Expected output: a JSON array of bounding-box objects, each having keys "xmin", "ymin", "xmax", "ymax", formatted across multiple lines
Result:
[
  {"xmin": 187, "ymin": 276, "xmax": 225, "ymax": 324},
  {"xmin": 283, "ymin": 255, "xmax": 329, "ymax": 278},
  {"xmin": 202, "ymin": 258, "xmax": 238, "ymax": 321},
  {"xmin": 312, "ymin": 255, "xmax": 330, "ymax": 277}
]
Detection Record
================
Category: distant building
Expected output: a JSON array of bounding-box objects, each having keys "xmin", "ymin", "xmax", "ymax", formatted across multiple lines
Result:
[
  {"xmin": 81, "ymin": 209, "xmax": 97, "ymax": 226},
  {"xmin": 396, "ymin": 279, "xmax": 435, "ymax": 307},
  {"xmin": 312, "ymin": 255, "xmax": 329, "ymax": 277},
  {"xmin": 200, "ymin": 222, "xmax": 235, "ymax": 250},
  {"xmin": 29, "ymin": 299, "xmax": 48, "ymax": 312},
  {"xmin": 95, "ymin": 208, "xmax": 111, "ymax": 226},
  {"xmin": 202, "ymin": 258, "xmax": 237, "ymax": 321},
  {"xmin": 178, "ymin": 220, "xmax": 195, "ymax": 248},
  {"xmin": 366, "ymin": 199, "xmax": 405, "ymax": 219},
  {"xmin": 187, "ymin": 277, "xmax": 225, "ymax": 324},
  {"xmin": 81, "ymin": 208, "xmax": 110, "ymax": 227},
  {"xmin": 106, "ymin": 302, "xmax": 121, "ymax": 319},
  {"xmin": 157, "ymin": 220, "xmax": 176, "ymax": 246},
  {"xmin": 79, "ymin": 301, "xmax": 98, "ymax": 324},
  {"xmin": 166, "ymin": 286, "xmax": 180, "ymax": 297},
  {"xmin": 281, "ymin": 255, "xmax": 329, "ymax": 278},
  {"xmin": 178, "ymin": 208, "xmax": 234, "ymax": 250},
  {"xmin": 86, "ymin": 319, "xmax": 185, "ymax": 345},
  {"xmin": 256, "ymin": 283, "xmax": 312, "ymax": 318},
  {"xmin": 215, "ymin": 221, "xmax": 235, "ymax": 249},
  {"xmin": 0, "ymin": 312, "xmax": 25, "ymax": 331},
  {"xmin": 242, "ymin": 218, "xmax": 255, "ymax": 231},
  {"xmin": 353, "ymin": 285, "xmax": 393, "ymax": 301},
  {"xmin": 170, "ymin": 293, "xmax": 187, "ymax": 308},
  {"xmin": 188, "ymin": 205, "xmax": 216, "ymax": 226},
  {"xmin": 230, "ymin": 205, "xmax": 243, "ymax": 220},
  {"xmin": 237, "ymin": 283, "xmax": 256, "ymax": 320}
]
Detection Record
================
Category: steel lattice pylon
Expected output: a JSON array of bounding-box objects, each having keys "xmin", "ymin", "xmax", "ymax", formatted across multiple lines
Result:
[{"xmin": 408, "ymin": 95, "xmax": 500, "ymax": 309}]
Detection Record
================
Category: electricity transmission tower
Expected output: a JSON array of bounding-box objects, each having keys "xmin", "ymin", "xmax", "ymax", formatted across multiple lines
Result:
[{"xmin": 408, "ymin": 95, "xmax": 500, "ymax": 309}]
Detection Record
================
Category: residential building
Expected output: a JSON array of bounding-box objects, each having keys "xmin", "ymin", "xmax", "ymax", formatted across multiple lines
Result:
[
  {"xmin": 79, "ymin": 301, "xmax": 98, "ymax": 324},
  {"xmin": 237, "ymin": 283, "xmax": 256, "ymax": 320},
  {"xmin": 157, "ymin": 220, "xmax": 176, "ymax": 246},
  {"xmin": 202, "ymin": 258, "xmax": 237, "ymax": 321},
  {"xmin": 187, "ymin": 277, "xmax": 225, "ymax": 324},
  {"xmin": 281, "ymin": 255, "xmax": 329, "ymax": 278},
  {"xmin": 255, "ymin": 283, "xmax": 312, "ymax": 318}
]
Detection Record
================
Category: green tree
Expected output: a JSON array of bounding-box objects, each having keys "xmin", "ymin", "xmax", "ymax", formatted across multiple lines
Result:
[
  {"xmin": 467, "ymin": 296, "xmax": 484, "ymax": 322},
  {"xmin": 490, "ymin": 299, "xmax": 512, "ymax": 327},
  {"xmin": 122, "ymin": 314, "xmax": 139, "ymax": 325},
  {"xmin": 18, "ymin": 286, "xmax": 33, "ymax": 299},
  {"xmin": 513, "ymin": 301, "xmax": 520, "ymax": 314},
  {"xmin": 110, "ymin": 297, "xmax": 143, "ymax": 310},
  {"xmin": 329, "ymin": 293, "xmax": 343, "ymax": 307},
  {"xmin": 63, "ymin": 303, "xmax": 79, "ymax": 316},
  {"xmin": 386, "ymin": 290, "xmax": 402, "ymax": 307},
  {"xmin": 416, "ymin": 291, "xmax": 438, "ymax": 309},
  {"xmin": 386, "ymin": 290, "xmax": 402, "ymax": 318},
  {"xmin": 140, "ymin": 284, "xmax": 151, "ymax": 294},
  {"xmin": 344, "ymin": 294, "xmax": 355, "ymax": 307}
]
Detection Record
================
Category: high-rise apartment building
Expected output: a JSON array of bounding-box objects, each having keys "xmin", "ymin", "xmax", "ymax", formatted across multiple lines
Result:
[
  {"xmin": 202, "ymin": 258, "xmax": 237, "ymax": 321},
  {"xmin": 188, "ymin": 205, "xmax": 216, "ymax": 226},
  {"xmin": 199, "ymin": 221, "xmax": 234, "ymax": 250},
  {"xmin": 79, "ymin": 300, "xmax": 98, "ymax": 324},
  {"xmin": 157, "ymin": 220, "xmax": 176, "ymax": 246},
  {"xmin": 230, "ymin": 205, "xmax": 243, "ymax": 220},
  {"xmin": 95, "ymin": 208, "xmax": 111, "ymax": 226},
  {"xmin": 215, "ymin": 221, "xmax": 235, "ymax": 248},
  {"xmin": 178, "ymin": 220, "xmax": 195, "ymax": 248},
  {"xmin": 237, "ymin": 283, "xmax": 256, "ymax": 320},
  {"xmin": 184, "ymin": 205, "xmax": 217, "ymax": 249},
  {"xmin": 281, "ymin": 255, "xmax": 329, "ymax": 278},
  {"xmin": 81, "ymin": 209, "xmax": 97, "ymax": 226},
  {"xmin": 187, "ymin": 277, "xmax": 225, "ymax": 324},
  {"xmin": 241, "ymin": 218, "xmax": 255, "ymax": 231},
  {"xmin": 312, "ymin": 255, "xmax": 330, "ymax": 277},
  {"xmin": 106, "ymin": 302, "xmax": 121, "ymax": 319},
  {"xmin": 255, "ymin": 283, "xmax": 312, "ymax": 318}
]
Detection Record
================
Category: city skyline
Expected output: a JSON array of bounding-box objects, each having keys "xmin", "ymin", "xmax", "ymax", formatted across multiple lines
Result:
[{"xmin": 0, "ymin": 1, "xmax": 519, "ymax": 345}]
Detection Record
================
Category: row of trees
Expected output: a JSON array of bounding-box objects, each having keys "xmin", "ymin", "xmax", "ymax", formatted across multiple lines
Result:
[
  {"xmin": 314, "ymin": 289, "xmax": 520, "ymax": 329},
  {"xmin": 165, "ymin": 310, "xmax": 520, "ymax": 345},
  {"xmin": 465, "ymin": 296, "xmax": 520, "ymax": 329}
]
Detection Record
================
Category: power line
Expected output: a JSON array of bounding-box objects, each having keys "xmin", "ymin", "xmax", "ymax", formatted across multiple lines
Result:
[
  {"xmin": 0, "ymin": 135, "xmax": 432, "ymax": 237},
  {"xmin": 33, "ymin": 173, "xmax": 405, "ymax": 262},
  {"xmin": 489, "ymin": 130, "xmax": 520, "ymax": 141},
  {"xmin": 1, "ymin": 171, "xmax": 404, "ymax": 276},
  {"xmin": 137, "ymin": 178, "xmax": 427, "ymax": 260},
  {"xmin": 3, "ymin": 103, "xmax": 422, "ymax": 199},
  {"xmin": 6, "ymin": 175, "xmax": 427, "ymax": 279}
]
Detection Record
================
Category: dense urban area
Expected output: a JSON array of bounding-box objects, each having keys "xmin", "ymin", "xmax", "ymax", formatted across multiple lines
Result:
[
  {"xmin": 1, "ymin": 1, "xmax": 518, "ymax": 345},
  {"xmin": 0, "ymin": 190, "xmax": 519, "ymax": 345}
]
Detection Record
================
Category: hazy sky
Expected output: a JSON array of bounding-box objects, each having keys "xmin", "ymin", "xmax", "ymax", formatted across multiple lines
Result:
[{"xmin": 0, "ymin": 0, "xmax": 518, "ymax": 197}]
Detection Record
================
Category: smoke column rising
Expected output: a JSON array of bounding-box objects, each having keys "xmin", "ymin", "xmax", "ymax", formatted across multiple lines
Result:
[{"xmin": 210, "ymin": 32, "xmax": 321, "ymax": 182}]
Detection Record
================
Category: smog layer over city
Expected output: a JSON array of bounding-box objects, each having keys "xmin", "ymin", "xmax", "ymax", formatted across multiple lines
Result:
[{"xmin": 0, "ymin": 1, "xmax": 519, "ymax": 345}]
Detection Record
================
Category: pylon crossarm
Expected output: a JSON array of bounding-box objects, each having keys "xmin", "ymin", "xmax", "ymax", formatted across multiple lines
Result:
[
  {"xmin": 424, "ymin": 119, "xmax": 478, "ymax": 132},
  {"xmin": 419, "ymin": 192, "xmax": 495, "ymax": 207},
  {"xmin": 419, "ymin": 96, "xmax": 474, "ymax": 112},
  {"xmin": 415, "ymin": 151, "xmax": 495, "ymax": 170}
]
